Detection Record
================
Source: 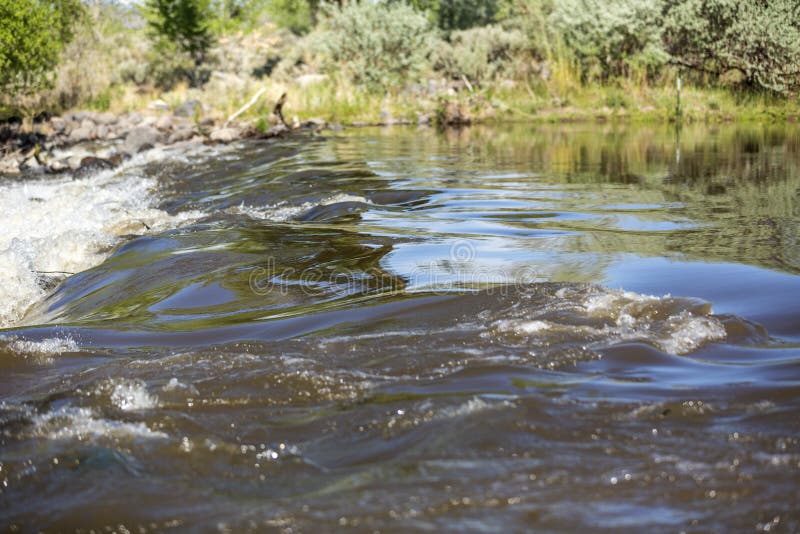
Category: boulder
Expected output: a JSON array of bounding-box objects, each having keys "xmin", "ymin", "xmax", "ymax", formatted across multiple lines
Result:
[
  {"xmin": 123, "ymin": 126, "xmax": 162, "ymax": 154},
  {"xmin": 0, "ymin": 156, "xmax": 21, "ymax": 175},
  {"xmin": 168, "ymin": 127, "xmax": 195, "ymax": 144},
  {"xmin": 50, "ymin": 117, "xmax": 67, "ymax": 133},
  {"xmin": 68, "ymin": 126, "xmax": 94, "ymax": 143},
  {"xmin": 209, "ymin": 127, "xmax": 240, "ymax": 143},
  {"xmin": 155, "ymin": 114, "xmax": 175, "ymax": 131},
  {"xmin": 94, "ymin": 112, "xmax": 117, "ymax": 125}
]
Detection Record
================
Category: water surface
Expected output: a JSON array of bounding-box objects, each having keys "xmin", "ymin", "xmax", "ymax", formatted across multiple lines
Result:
[{"xmin": 1, "ymin": 123, "xmax": 799, "ymax": 532}]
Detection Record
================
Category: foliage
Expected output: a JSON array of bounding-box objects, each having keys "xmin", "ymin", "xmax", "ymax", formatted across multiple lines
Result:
[
  {"xmin": 402, "ymin": 0, "xmax": 500, "ymax": 33},
  {"xmin": 496, "ymin": 0, "xmax": 555, "ymax": 60},
  {"xmin": 549, "ymin": 0, "xmax": 667, "ymax": 81},
  {"xmin": 437, "ymin": 25, "xmax": 528, "ymax": 84},
  {"xmin": 144, "ymin": 0, "xmax": 214, "ymax": 86},
  {"xmin": 315, "ymin": 1, "xmax": 438, "ymax": 89},
  {"xmin": 0, "ymin": 0, "xmax": 84, "ymax": 97},
  {"xmin": 663, "ymin": 0, "xmax": 800, "ymax": 95}
]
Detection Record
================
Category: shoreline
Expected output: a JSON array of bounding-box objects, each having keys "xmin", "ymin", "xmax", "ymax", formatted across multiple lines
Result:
[{"xmin": 3, "ymin": 92, "xmax": 800, "ymax": 176}]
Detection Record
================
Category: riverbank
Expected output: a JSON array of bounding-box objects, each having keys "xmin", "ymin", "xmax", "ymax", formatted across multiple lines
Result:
[{"xmin": 3, "ymin": 81, "xmax": 799, "ymax": 176}]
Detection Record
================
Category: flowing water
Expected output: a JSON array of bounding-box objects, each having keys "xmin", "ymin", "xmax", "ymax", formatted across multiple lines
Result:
[{"xmin": 1, "ymin": 124, "xmax": 799, "ymax": 532}]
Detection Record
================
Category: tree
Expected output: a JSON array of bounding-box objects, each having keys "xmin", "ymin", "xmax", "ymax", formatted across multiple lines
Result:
[
  {"xmin": 663, "ymin": 0, "xmax": 800, "ymax": 94},
  {"xmin": 403, "ymin": 0, "xmax": 501, "ymax": 34},
  {"xmin": 144, "ymin": 0, "xmax": 214, "ymax": 87},
  {"xmin": 0, "ymin": 0, "xmax": 83, "ymax": 99}
]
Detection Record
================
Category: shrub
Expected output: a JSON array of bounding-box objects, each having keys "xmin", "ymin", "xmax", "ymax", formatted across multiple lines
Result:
[
  {"xmin": 144, "ymin": 0, "xmax": 214, "ymax": 87},
  {"xmin": 0, "ymin": 0, "xmax": 83, "ymax": 99},
  {"xmin": 437, "ymin": 25, "xmax": 528, "ymax": 84},
  {"xmin": 402, "ymin": 0, "xmax": 501, "ymax": 33},
  {"xmin": 549, "ymin": 0, "xmax": 667, "ymax": 81},
  {"xmin": 663, "ymin": 0, "xmax": 800, "ymax": 95},
  {"xmin": 315, "ymin": 1, "xmax": 438, "ymax": 90}
]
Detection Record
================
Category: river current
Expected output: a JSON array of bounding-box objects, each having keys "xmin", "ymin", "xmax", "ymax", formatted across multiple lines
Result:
[{"xmin": 1, "ymin": 124, "xmax": 799, "ymax": 532}]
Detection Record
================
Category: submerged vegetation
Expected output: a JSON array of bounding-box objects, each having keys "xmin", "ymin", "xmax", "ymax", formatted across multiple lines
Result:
[{"xmin": 1, "ymin": 0, "xmax": 799, "ymax": 126}]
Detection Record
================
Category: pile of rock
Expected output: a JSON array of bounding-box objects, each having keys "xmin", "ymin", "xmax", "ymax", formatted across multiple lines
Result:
[{"xmin": 0, "ymin": 99, "xmax": 297, "ymax": 176}]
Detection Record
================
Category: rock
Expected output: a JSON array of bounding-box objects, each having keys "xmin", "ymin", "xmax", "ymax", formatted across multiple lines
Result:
[
  {"xmin": 68, "ymin": 127, "xmax": 94, "ymax": 143},
  {"xmin": 94, "ymin": 112, "xmax": 117, "ymax": 125},
  {"xmin": 0, "ymin": 156, "xmax": 21, "ymax": 175},
  {"xmin": 209, "ymin": 127, "xmax": 240, "ymax": 143},
  {"xmin": 126, "ymin": 111, "xmax": 143, "ymax": 125},
  {"xmin": 50, "ymin": 117, "xmax": 67, "ymax": 133},
  {"xmin": 72, "ymin": 156, "xmax": 119, "ymax": 177},
  {"xmin": 149, "ymin": 99, "xmax": 170, "ymax": 111},
  {"xmin": 123, "ymin": 126, "xmax": 162, "ymax": 154},
  {"xmin": 96, "ymin": 124, "xmax": 110, "ymax": 140},
  {"xmin": 437, "ymin": 101, "xmax": 471, "ymax": 126},
  {"xmin": 417, "ymin": 113, "xmax": 432, "ymax": 125},
  {"xmin": 295, "ymin": 73, "xmax": 327, "ymax": 87},
  {"xmin": 48, "ymin": 159, "xmax": 70, "ymax": 173},
  {"xmin": 300, "ymin": 118, "xmax": 326, "ymax": 130},
  {"xmin": 167, "ymin": 127, "xmax": 195, "ymax": 144},
  {"xmin": 174, "ymin": 99, "xmax": 201, "ymax": 118},
  {"xmin": 155, "ymin": 114, "xmax": 175, "ymax": 131}
]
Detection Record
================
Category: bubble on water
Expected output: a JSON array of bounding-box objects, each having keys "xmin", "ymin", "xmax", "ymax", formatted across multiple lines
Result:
[{"xmin": 111, "ymin": 380, "xmax": 159, "ymax": 411}]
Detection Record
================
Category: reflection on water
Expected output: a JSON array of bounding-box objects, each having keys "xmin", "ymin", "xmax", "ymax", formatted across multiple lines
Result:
[{"xmin": 1, "ymin": 123, "xmax": 799, "ymax": 532}]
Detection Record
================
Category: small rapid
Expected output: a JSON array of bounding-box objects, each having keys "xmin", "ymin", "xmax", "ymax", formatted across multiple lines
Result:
[{"xmin": 1, "ymin": 124, "xmax": 799, "ymax": 532}]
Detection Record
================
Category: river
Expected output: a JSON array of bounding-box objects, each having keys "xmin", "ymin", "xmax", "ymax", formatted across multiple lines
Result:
[{"xmin": 1, "ymin": 123, "xmax": 799, "ymax": 532}]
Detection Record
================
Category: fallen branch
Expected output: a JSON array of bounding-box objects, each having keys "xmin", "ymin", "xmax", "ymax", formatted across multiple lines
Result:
[
  {"xmin": 224, "ymin": 87, "xmax": 267, "ymax": 127},
  {"xmin": 273, "ymin": 92, "xmax": 289, "ymax": 128}
]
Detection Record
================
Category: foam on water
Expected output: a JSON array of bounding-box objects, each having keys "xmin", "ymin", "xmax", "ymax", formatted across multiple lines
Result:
[
  {"xmin": 33, "ymin": 406, "xmax": 167, "ymax": 441},
  {"xmin": 232, "ymin": 193, "xmax": 372, "ymax": 221},
  {"xmin": 0, "ymin": 335, "xmax": 79, "ymax": 356},
  {"xmin": 0, "ymin": 150, "xmax": 204, "ymax": 328},
  {"xmin": 493, "ymin": 286, "xmax": 727, "ymax": 355},
  {"xmin": 110, "ymin": 380, "xmax": 160, "ymax": 411}
]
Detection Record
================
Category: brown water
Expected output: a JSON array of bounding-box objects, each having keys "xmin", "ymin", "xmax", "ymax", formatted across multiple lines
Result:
[{"xmin": 1, "ymin": 124, "xmax": 799, "ymax": 532}]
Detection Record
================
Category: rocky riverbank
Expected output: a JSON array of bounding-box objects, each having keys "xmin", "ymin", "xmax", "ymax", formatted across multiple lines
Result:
[{"xmin": 0, "ymin": 101, "xmax": 304, "ymax": 176}]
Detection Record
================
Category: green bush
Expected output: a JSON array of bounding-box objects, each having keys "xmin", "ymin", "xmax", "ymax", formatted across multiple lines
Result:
[
  {"xmin": 663, "ymin": 0, "xmax": 800, "ymax": 95},
  {"xmin": 549, "ymin": 0, "xmax": 667, "ymax": 81},
  {"xmin": 0, "ymin": 0, "xmax": 83, "ymax": 98},
  {"xmin": 402, "ymin": 0, "xmax": 501, "ymax": 33},
  {"xmin": 437, "ymin": 25, "xmax": 528, "ymax": 84},
  {"xmin": 316, "ymin": 1, "xmax": 438, "ymax": 89},
  {"xmin": 144, "ymin": 0, "xmax": 214, "ymax": 87}
]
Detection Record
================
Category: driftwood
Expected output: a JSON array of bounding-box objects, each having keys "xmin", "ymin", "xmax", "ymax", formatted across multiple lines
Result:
[
  {"xmin": 224, "ymin": 87, "xmax": 267, "ymax": 128},
  {"xmin": 273, "ymin": 93, "xmax": 289, "ymax": 128}
]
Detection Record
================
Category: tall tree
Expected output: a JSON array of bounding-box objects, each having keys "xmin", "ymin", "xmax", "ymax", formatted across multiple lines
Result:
[{"xmin": 145, "ymin": 0, "xmax": 214, "ymax": 86}]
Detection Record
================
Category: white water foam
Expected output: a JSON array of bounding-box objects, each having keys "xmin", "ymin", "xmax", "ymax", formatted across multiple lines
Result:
[
  {"xmin": 33, "ymin": 406, "xmax": 167, "ymax": 441},
  {"xmin": 494, "ymin": 287, "xmax": 727, "ymax": 355},
  {"xmin": 232, "ymin": 193, "xmax": 371, "ymax": 222},
  {"xmin": 0, "ymin": 149, "xmax": 204, "ymax": 328},
  {"xmin": 0, "ymin": 335, "xmax": 79, "ymax": 356},
  {"xmin": 110, "ymin": 380, "xmax": 160, "ymax": 411}
]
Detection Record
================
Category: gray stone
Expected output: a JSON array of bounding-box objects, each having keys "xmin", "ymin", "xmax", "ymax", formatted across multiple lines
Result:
[
  {"xmin": 209, "ymin": 127, "xmax": 240, "ymax": 143},
  {"xmin": 94, "ymin": 112, "xmax": 117, "ymax": 125},
  {"xmin": 50, "ymin": 117, "xmax": 67, "ymax": 133},
  {"xmin": 123, "ymin": 126, "xmax": 162, "ymax": 154},
  {"xmin": 96, "ymin": 124, "xmax": 110, "ymax": 139},
  {"xmin": 174, "ymin": 99, "xmax": 201, "ymax": 118},
  {"xmin": 0, "ymin": 156, "xmax": 21, "ymax": 175},
  {"xmin": 167, "ymin": 128, "xmax": 195, "ymax": 144},
  {"xmin": 155, "ymin": 114, "xmax": 175, "ymax": 131},
  {"xmin": 68, "ymin": 127, "xmax": 94, "ymax": 143}
]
